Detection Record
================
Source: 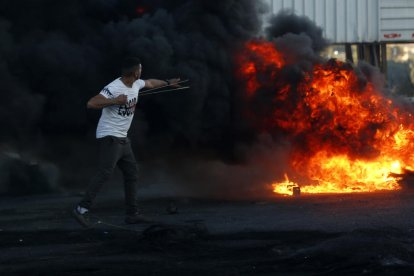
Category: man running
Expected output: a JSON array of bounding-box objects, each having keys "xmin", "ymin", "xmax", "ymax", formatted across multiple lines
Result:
[{"xmin": 73, "ymin": 57, "xmax": 179, "ymax": 227}]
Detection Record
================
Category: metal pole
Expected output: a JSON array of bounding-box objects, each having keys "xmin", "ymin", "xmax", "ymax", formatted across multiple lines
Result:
[
  {"xmin": 345, "ymin": 43, "xmax": 354, "ymax": 63},
  {"xmin": 380, "ymin": 43, "xmax": 387, "ymax": 76}
]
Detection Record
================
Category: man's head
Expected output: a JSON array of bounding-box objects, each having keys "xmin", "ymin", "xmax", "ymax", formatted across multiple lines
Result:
[{"xmin": 121, "ymin": 57, "xmax": 142, "ymax": 80}]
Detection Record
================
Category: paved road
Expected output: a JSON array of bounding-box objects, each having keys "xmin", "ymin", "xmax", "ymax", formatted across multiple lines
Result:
[
  {"xmin": 1, "ymin": 190, "xmax": 414, "ymax": 275},
  {"xmin": 1, "ymin": 190, "xmax": 414, "ymax": 233}
]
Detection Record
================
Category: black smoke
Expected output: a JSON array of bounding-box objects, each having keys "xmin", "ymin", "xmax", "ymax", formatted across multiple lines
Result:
[
  {"xmin": 0, "ymin": 0, "xmax": 264, "ymax": 148},
  {"xmin": 266, "ymin": 10, "xmax": 328, "ymax": 52},
  {"xmin": 0, "ymin": 0, "xmax": 269, "ymax": 195}
]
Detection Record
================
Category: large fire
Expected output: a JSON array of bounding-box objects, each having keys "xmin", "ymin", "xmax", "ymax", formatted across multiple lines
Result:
[{"xmin": 237, "ymin": 40, "xmax": 414, "ymax": 196}]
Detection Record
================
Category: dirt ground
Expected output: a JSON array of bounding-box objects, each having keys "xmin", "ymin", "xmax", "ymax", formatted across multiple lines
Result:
[{"xmin": 2, "ymin": 188, "xmax": 414, "ymax": 275}]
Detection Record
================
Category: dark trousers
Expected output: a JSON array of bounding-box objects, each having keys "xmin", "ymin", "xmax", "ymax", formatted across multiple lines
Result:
[{"xmin": 79, "ymin": 136, "xmax": 138, "ymax": 215}]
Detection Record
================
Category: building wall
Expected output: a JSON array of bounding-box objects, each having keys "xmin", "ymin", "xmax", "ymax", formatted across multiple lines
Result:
[{"xmin": 379, "ymin": 0, "xmax": 414, "ymax": 42}]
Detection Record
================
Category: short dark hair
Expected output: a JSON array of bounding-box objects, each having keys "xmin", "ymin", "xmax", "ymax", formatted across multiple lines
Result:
[{"xmin": 121, "ymin": 57, "xmax": 141, "ymax": 76}]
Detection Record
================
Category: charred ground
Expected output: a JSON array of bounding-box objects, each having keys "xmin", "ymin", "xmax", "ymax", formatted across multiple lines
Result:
[{"xmin": 2, "ymin": 190, "xmax": 414, "ymax": 275}]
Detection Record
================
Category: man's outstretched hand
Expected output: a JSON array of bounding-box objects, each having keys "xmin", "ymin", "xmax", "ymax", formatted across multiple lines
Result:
[{"xmin": 167, "ymin": 78, "xmax": 181, "ymax": 87}]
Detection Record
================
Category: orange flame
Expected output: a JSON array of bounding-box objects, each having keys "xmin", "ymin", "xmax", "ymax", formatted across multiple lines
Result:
[
  {"xmin": 237, "ymin": 40, "xmax": 414, "ymax": 196},
  {"xmin": 238, "ymin": 40, "xmax": 285, "ymax": 96},
  {"xmin": 272, "ymin": 174, "xmax": 300, "ymax": 196}
]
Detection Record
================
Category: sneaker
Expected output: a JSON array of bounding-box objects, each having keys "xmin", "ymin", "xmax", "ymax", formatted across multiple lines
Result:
[
  {"xmin": 125, "ymin": 213, "xmax": 152, "ymax": 224},
  {"xmin": 72, "ymin": 208, "xmax": 91, "ymax": 228}
]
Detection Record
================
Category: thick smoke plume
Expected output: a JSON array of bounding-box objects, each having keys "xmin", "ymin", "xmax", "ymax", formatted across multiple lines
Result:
[
  {"xmin": 0, "ymin": 0, "xmax": 268, "ymax": 196},
  {"xmin": 0, "ymin": 0, "xmax": 261, "ymax": 149}
]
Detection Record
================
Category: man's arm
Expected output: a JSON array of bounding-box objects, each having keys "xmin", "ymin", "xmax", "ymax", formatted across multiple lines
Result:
[
  {"xmin": 144, "ymin": 78, "xmax": 180, "ymax": 89},
  {"xmin": 87, "ymin": 94, "xmax": 128, "ymax": 109}
]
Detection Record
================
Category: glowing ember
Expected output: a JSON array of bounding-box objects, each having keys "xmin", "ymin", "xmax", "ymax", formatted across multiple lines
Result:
[{"xmin": 237, "ymin": 39, "xmax": 414, "ymax": 196}]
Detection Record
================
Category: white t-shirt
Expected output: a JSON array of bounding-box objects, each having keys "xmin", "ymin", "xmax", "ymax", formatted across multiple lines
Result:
[{"xmin": 96, "ymin": 78, "xmax": 146, "ymax": 138}]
